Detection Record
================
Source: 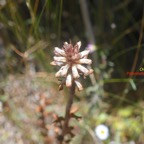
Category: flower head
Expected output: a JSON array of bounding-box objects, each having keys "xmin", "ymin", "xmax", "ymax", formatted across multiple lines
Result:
[
  {"xmin": 51, "ymin": 41, "xmax": 93, "ymax": 91},
  {"xmin": 95, "ymin": 124, "xmax": 109, "ymax": 140}
]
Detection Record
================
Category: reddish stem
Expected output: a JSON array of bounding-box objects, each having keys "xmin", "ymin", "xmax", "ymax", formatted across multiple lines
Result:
[{"xmin": 62, "ymin": 82, "xmax": 75, "ymax": 141}]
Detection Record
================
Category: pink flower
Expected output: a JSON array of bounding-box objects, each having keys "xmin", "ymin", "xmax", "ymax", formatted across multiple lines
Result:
[{"xmin": 50, "ymin": 41, "xmax": 93, "ymax": 91}]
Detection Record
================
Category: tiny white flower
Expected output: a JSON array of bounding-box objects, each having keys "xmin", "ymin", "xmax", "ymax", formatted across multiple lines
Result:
[{"xmin": 95, "ymin": 124, "xmax": 109, "ymax": 140}]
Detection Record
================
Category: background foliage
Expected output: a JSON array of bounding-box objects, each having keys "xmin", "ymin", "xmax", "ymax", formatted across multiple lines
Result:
[{"xmin": 0, "ymin": 0, "xmax": 144, "ymax": 144}]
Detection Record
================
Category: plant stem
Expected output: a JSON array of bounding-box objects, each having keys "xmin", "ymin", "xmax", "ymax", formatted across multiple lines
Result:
[{"xmin": 63, "ymin": 82, "xmax": 75, "ymax": 139}]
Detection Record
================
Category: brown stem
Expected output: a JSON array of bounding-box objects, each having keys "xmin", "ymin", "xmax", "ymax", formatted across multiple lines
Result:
[{"xmin": 62, "ymin": 82, "xmax": 75, "ymax": 140}]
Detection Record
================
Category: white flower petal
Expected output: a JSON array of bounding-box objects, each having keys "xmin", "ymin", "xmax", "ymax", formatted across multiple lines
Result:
[
  {"xmin": 76, "ymin": 64, "xmax": 89, "ymax": 75},
  {"xmin": 54, "ymin": 47, "xmax": 66, "ymax": 56},
  {"xmin": 66, "ymin": 74, "xmax": 72, "ymax": 87},
  {"xmin": 72, "ymin": 65, "xmax": 80, "ymax": 78},
  {"xmin": 79, "ymin": 50, "xmax": 90, "ymax": 58},
  {"xmin": 75, "ymin": 80, "xmax": 83, "ymax": 91},
  {"xmin": 55, "ymin": 64, "xmax": 69, "ymax": 77},
  {"xmin": 77, "ymin": 41, "xmax": 81, "ymax": 50},
  {"xmin": 95, "ymin": 124, "xmax": 109, "ymax": 140},
  {"xmin": 50, "ymin": 61, "xmax": 64, "ymax": 66},
  {"xmin": 64, "ymin": 42, "xmax": 68, "ymax": 45},
  {"xmin": 78, "ymin": 59, "xmax": 92, "ymax": 64},
  {"xmin": 54, "ymin": 56, "xmax": 66, "ymax": 62}
]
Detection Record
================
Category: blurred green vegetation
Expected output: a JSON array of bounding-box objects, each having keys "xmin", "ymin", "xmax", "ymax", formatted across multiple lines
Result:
[{"xmin": 0, "ymin": 0, "xmax": 144, "ymax": 144}]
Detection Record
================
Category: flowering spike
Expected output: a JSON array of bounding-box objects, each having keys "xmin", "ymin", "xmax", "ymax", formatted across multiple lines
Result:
[{"xmin": 50, "ymin": 41, "xmax": 93, "ymax": 90}]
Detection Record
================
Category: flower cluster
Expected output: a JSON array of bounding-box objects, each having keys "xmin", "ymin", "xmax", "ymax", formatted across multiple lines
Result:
[{"xmin": 50, "ymin": 41, "xmax": 93, "ymax": 91}]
